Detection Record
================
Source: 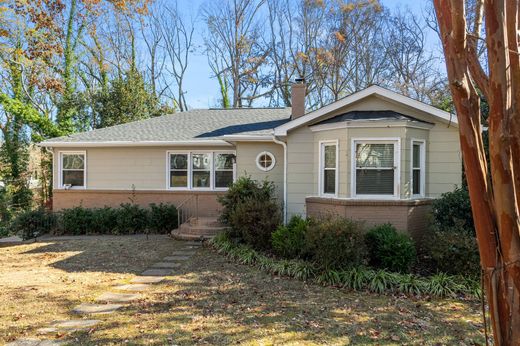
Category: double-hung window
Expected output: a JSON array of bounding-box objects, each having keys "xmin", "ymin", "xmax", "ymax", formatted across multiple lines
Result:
[
  {"xmin": 319, "ymin": 141, "xmax": 338, "ymax": 196},
  {"xmin": 168, "ymin": 152, "xmax": 235, "ymax": 190},
  {"xmin": 353, "ymin": 140, "xmax": 399, "ymax": 197},
  {"xmin": 411, "ymin": 140, "xmax": 425, "ymax": 196},
  {"xmin": 60, "ymin": 152, "xmax": 86, "ymax": 188}
]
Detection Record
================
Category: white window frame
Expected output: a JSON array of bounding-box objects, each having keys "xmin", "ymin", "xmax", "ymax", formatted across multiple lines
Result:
[
  {"xmin": 58, "ymin": 151, "xmax": 87, "ymax": 189},
  {"xmin": 318, "ymin": 140, "xmax": 339, "ymax": 197},
  {"xmin": 166, "ymin": 151, "xmax": 236, "ymax": 191},
  {"xmin": 410, "ymin": 139, "xmax": 426, "ymax": 198},
  {"xmin": 256, "ymin": 151, "xmax": 276, "ymax": 172},
  {"xmin": 213, "ymin": 151, "xmax": 237, "ymax": 191},
  {"xmin": 351, "ymin": 137, "xmax": 401, "ymax": 199}
]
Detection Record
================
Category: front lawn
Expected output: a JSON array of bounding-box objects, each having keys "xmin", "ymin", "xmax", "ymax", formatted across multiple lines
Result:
[{"xmin": 0, "ymin": 236, "xmax": 486, "ymax": 345}]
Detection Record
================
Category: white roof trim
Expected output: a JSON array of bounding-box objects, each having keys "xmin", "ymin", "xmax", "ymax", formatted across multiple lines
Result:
[
  {"xmin": 39, "ymin": 140, "xmax": 233, "ymax": 148},
  {"xmin": 274, "ymin": 85, "xmax": 457, "ymax": 136},
  {"xmin": 221, "ymin": 134, "xmax": 274, "ymax": 142},
  {"xmin": 309, "ymin": 120, "xmax": 435, "ymax": 132}
]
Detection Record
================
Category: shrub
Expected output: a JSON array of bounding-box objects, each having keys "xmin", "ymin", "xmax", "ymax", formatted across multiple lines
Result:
[
  {"xmin": 8, "ymin": 209, "xmax": 57, "ymax": 240},
  {"xmin": 305, "ymin": 217, "xmax": 367, "ymax": 270},
  {"xmin": 271, "ymin": 215, "xmax": 309, "ymax": 259},
  {"xmin": 228, "ymin": 197, "xmax": 281, "ymax": 250},
  {"xmin": 115, "ymin": 203, "xmax": 149, "ymax": 234},
  {"xmin": 148, "ymin": 203, "xmax": 178, "ymax": 233},
  {"xmin": 62, "ymin": 206, "xmax": 94, "ymax": 235},
  {"xmin": 431, "ymin": 187, "xmax": 474, "ymax": 235},
  {"xmin": 91, "ymin": 207, "xmax": 118, "ymax": 234},
  {"xmin": 424, "ymin": 229, "xmax": 481, "ymax": 276},
  {"xmin": 218, "ymin": 176, "xmax": 276, "ymax": 228},
  {"xmin": 365, "ymin": 224, "xmax": 416, "ymax": 273}
]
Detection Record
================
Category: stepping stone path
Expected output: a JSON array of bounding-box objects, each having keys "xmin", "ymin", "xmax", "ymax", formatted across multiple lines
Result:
[
  {"xmin": 8, "ymin": 240, "xmax": 201, "ymax": 344},
  {"xmin": 151, "ymin": 262, "xmax": 181, "ymax": 269},
  {"xmin": 114, "ymin": 283, "xmax": 150, "ymax": 291},
  {"xmin": 130, "ymin": 276, "xmax": 165, "ymax": 284},
  {"xmin": 95, "ymin": 292, "xmax": 143, "ymax": 303},
  {"xmin": 141, "ymin": 268, "xmax": 173, "ymax": 276},
  {"xmin": 72, "ymin": 303, "xmax": 123, "ymax": 315}
]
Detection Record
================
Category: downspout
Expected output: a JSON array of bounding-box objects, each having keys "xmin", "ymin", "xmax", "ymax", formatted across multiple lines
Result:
[{"xmin": 272, "ymin": 135, "xmax": 288, "ymax": 224}]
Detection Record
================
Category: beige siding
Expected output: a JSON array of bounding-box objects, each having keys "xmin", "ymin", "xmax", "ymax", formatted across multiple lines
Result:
[
  {"xmin": 285, "ymin": 95, "xmax": 462, "ymax": 218},
  {"xmin": 286, "ymin": 126, "xmax": 315, "ymax": 218},
  {"xmin": 235, "ymin": 142, "xmax": 285, "ymax": 200},
  {"xmin": 53, "ymin": 146, "xmax": 234, "ymax": 190}
]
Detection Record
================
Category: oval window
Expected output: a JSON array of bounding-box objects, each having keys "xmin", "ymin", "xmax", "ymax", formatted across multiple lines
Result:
[{"xmin": 256, "ymin": 151, "xmax": 276, "ymax": 171}]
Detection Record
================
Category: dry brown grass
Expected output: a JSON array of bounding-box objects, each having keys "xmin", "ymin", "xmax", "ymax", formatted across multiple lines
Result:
[{"xmin": 0, "ymin": 236, "xmax": 486, "ymax": 345}]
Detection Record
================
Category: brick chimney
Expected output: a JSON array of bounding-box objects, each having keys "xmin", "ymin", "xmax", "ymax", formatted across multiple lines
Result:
[{"xmin": 291, "ymin": 78, "xmax": 306, "ymax": 119}]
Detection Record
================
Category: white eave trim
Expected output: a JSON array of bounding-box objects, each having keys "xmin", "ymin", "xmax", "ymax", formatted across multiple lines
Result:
[
  {"xmin": 274, "ymin": 85, "xmax": 457, "ymax": 136},
  {"xmin": 309, "ymin": 120, "xmax": 435, "ymax": 132},
  {"xmin": 221, "ymin": 134, "xmax": 274, "ymax": 142},
  {"xmin": 38, "ymin": 140, "xmax": 233, "ymax": 148}
]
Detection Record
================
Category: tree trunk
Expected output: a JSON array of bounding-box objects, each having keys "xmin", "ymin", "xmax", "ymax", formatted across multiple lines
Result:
[{"xmin": 433, "ymin": 1, "xmax": 520, "ymax": 344}]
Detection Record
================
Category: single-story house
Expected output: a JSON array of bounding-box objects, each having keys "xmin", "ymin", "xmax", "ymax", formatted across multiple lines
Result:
[{"xmin": 39, "ymin": 83, "xmax": 461, "ymax": 238}]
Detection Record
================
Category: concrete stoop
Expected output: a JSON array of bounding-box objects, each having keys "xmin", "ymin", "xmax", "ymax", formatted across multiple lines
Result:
[{"xmin": 171, "ymin": 216, "xmax": 227, "ymax": 240}]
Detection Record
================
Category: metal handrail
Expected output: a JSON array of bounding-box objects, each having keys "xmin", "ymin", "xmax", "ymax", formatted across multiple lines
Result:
[{"xmin": 176, "ymin": 194, "xmax": 199, "ymax": 227}]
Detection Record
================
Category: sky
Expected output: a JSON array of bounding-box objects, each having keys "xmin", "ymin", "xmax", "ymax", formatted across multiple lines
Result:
[{"xmin": 175, "ymin": 0, "xmax": 438, "ymax": 109}]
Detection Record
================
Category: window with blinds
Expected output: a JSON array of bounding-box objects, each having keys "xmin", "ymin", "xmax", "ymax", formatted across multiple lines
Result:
[
  {"xmin": 412, "ymin": 141, "xmax": 425, "ymax": 196},
  {"xmin": 355, "ymin": 142, "xmax": 396, "ymax": 196}
]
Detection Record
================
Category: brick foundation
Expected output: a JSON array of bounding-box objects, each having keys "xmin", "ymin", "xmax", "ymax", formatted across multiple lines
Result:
[
  {"xmin": 52, "ymin": 190, "xmax": 224, "ymax": 217},
  {"xmin": 306, "ymin": 197, "xmax": 433, "ymax": 239}
]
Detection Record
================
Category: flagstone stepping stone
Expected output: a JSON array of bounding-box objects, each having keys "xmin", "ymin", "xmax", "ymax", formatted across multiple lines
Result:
[
  {"xmin": 38, "ymin": 320, "xmax": 100, "ymax": 334},
  {"xmin": 130, "ymin": 276, "xmax": 165, "ymax": 284},
  {"xmin": 114, "ymin": 283, "xmax": 150, "ymax": 291},
  {"xmin": 141, "ymin": 268, "xmax": 172, "ymax": 276},
  {"xmin": 72, "ymin": 303, "xmax": 122, "ymax": 315},
  {"xmin": 152, "ymin": 262, "xmax": 182, "ymax": 269},
  {"xmin": 6, "ymin": 339, "xmax": 66, "ymax": 346},
  {"xmin": 95, "ymin": 292, "xmax": 142, "ymax": 303},
  {"xmin": 163, "ymin": 255, "xmax": 191, "ymax": 261}
]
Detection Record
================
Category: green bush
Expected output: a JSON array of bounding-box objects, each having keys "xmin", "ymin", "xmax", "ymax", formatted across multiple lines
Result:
[
  {"xmin": 305, "ymin": 217, "xmax": 367, "ymax": 270},
  {"xmin": 228, "ymin": 197, "xmax": 281, "ymax": 250},
  {"xmin": 62, "ymin": 206, "xmax": 94, "ymax": 235},
  {"xmin": 424, "ymin": 229, "xmax": 481, "ymax": 276},
  {"xmin": 218, "ymin": 176, "xmax": 276, "ymax": 228},
  {"xmin": 8, "ymin": 209, "xmax": 57, "ymax": 240},
  {"xmin": 365, "ymin": 224, "xmax": 416, "ymax": 273},
  {"xmin": 91, "ymin": 207, "xmax": 118, "ymax": 234},
  {"xmin": 271, "ymin": 215, "xmax": 309, "ymax": 259},
  {"xmin": 431, "ymin": 187, "xmax": 474, "ymax": 235},
  {"xmin": 115, "ymin": 203, "xmax": 149, "ymax": 234},
  {"xmin": 148, "ymin": 203, "xmax": 178, "ymax": 233}
]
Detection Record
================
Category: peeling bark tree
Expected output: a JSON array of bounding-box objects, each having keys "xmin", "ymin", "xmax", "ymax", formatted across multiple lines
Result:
[{"xmin": 433, "ymin": 1, "xmax": 520, "ymax": 344}]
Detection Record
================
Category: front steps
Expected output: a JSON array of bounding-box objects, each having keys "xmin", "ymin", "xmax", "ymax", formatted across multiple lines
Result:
[{"xmin": 171, "ymin": 216, "xmax": 227, "ymax": 240}]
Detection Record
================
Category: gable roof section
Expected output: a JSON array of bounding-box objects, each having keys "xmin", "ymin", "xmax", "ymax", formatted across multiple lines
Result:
[
  {"xmin": 313, "ymin": 110, "xmax": 433, "ymax": 125},
  {"xmin": 273, "ymin": 85, "xmax": 457, "ymax": 136},
  {"xmin": 40, "ymin": 108, "xmax": 291, "ymax": 147}
]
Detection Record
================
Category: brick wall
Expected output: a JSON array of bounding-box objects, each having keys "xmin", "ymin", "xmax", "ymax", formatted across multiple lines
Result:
[
  {"xmin": 53, "ymin": 190, "xmax": 224, "ymax": 217},
  {"xmin": 305, "ymin": 197, "xmax": 433, "ymax": 239}
]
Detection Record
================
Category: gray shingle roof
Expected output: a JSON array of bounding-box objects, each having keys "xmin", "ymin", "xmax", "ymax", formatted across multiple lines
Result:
[{"xmin": 42, "ymin": 108, "xmax": 291, "ymax": 145}]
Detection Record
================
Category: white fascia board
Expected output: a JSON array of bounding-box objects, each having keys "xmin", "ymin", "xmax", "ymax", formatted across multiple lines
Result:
[
  {"xmin": 221, "ymin": 134, "xmax": 274, "ymax": 142},
  {"xmin": 38, "ymin": 140, "xmax": 233, "ymax": 148},
  {"xmin": 274, "ymin": 85, "xmax": 457, "ymax": 136},
  {"xmin": 309, "ymin": 120, "xmax": 435, "ymax": 132}
]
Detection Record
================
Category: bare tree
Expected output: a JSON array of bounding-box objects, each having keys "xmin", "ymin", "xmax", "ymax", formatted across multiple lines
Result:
[
  {"xmin": 158, "ymin": 2, "xmax": 194, "ymax": 111},
  {"xmin": 203, "ymin": 0, "xmax": 271, "ymax": 108},
  {"xmin": 434, "ymin": 1, "xmax": 520, "ymax": 344}
]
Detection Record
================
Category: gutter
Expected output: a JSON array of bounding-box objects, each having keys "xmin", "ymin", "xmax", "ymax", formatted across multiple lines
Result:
[
  {"xmin": 38, "ymin": 140, "xmax": 233, "ymax": 148},
  {"xmin": 271, "ymin": 135, "xmax": 288, "ymax": 224}
]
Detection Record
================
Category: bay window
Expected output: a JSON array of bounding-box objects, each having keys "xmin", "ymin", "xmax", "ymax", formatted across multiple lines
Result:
[
  {"xmin": 168, "ymin": 151, "xmax": 235, "ymax": 190},
  {"xmin": 353, "ymin": 139, "xmax": 399, "ymax": 197},
  {"xmin": 411, "ymin": 140, "xmax": 425, "ymax": 196},
  {"xmin": 319, "ymin": 141, "xmax": 338, "ymax": 196}
]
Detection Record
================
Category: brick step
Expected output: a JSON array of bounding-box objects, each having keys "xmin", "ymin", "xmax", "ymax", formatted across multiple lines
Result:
[{"xmin": 188, "ymin": 216, "xmax": 223, "ymax": 227}]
